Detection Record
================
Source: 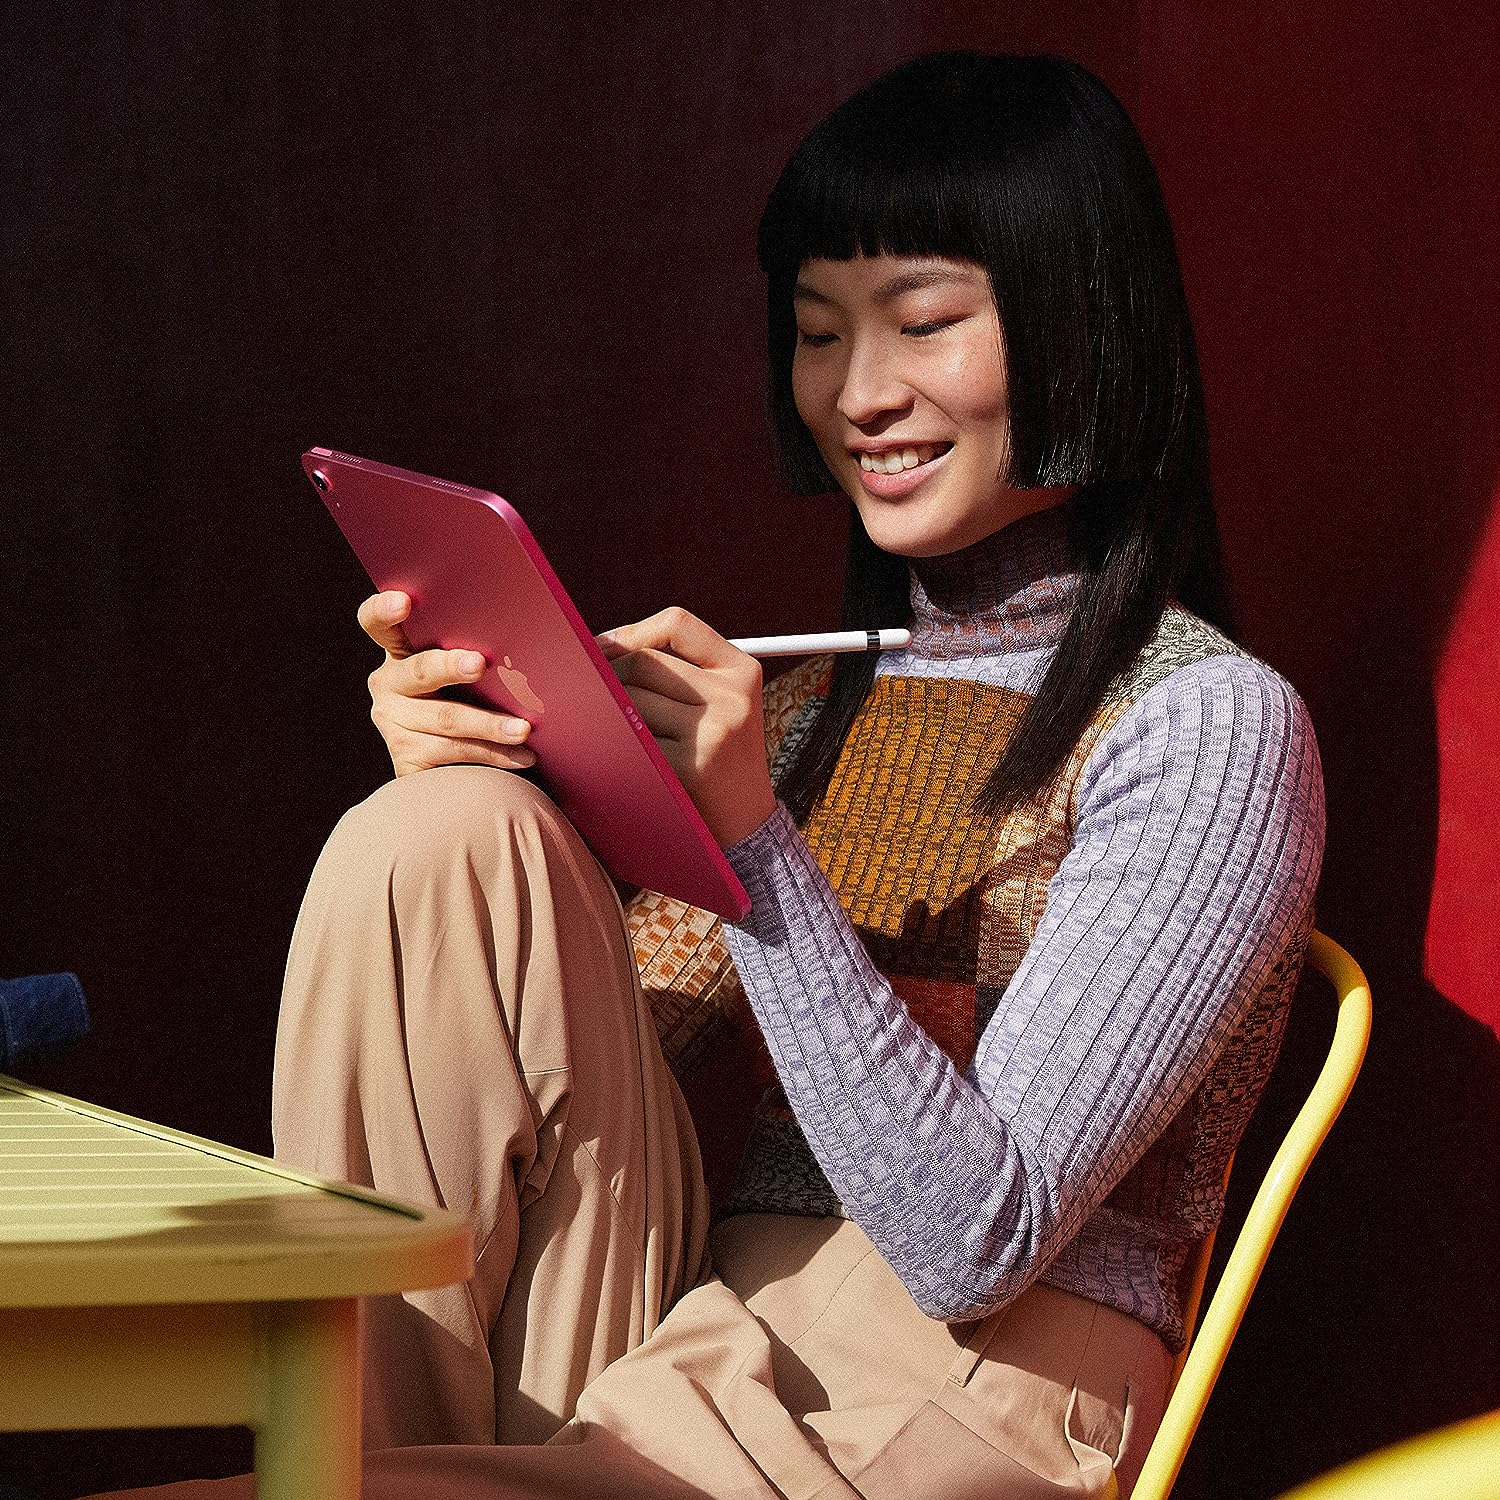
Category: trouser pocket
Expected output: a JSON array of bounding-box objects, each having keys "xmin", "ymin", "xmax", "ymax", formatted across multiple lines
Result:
[{"xmin": 849, "ymin": 1283, "xmax": 1132, "ymax": 1498}]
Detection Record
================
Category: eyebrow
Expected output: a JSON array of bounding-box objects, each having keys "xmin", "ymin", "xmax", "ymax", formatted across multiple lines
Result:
[{"xmin": 792, "ymin": 266, "xmax": 978, "ymax": 306}]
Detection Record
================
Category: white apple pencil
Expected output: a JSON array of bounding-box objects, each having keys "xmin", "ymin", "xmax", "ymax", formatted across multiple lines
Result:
[{"xmin": 728, "ymin": 628, "xmax": 912, "ymax": 658}]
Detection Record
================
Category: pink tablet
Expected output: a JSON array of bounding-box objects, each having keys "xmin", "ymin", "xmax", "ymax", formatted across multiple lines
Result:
[{"xmin": 304, "ymin": 448, "xmax": 750, "ymax": 922}]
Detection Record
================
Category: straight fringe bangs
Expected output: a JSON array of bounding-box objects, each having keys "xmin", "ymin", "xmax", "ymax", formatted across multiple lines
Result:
[
  {"xmin": 758, "ymin": 53, "xmax": 1201, "ymax": 500},
  {"xmin": 762, "ymin": 54, "xmax": 1234, "ymax": 824}
]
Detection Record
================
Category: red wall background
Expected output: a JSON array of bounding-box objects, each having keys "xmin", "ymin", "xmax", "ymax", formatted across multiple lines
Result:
[
  {"xmin": 3, "ymin": 4, "xmax": 1496, "ymax": 1495},
  {"xmin": 1138, "ymin": 0, "xmax": 1500, "ymax": 1038}
]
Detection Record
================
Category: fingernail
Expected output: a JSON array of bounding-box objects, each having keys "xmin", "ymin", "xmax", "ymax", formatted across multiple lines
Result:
[
  {"xmin": 459, "ymin": 652, "xmax": 486, "ymax": 675},
  {"xmin": 384, "ymin": 594, "xmax": 406, "ymax": 618},
  {"xmin": 501, "ymin": 717, "xmax": 530, "ymax": 740}
]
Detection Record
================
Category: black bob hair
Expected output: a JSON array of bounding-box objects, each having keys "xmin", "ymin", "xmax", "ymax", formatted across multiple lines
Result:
[{"xmin": 759, "ymin": 52, "xmax": 1236, "ymax": 822}]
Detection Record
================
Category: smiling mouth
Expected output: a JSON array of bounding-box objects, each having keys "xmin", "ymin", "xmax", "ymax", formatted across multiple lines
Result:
[{"xmin": 855, "ymin": 442, "xmax": 953, "ymax": 475}]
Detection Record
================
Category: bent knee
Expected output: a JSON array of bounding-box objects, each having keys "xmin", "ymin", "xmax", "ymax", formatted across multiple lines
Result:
[{"xmin": 332, "ymin": 766, "xmax": 568, "ymax": 874}]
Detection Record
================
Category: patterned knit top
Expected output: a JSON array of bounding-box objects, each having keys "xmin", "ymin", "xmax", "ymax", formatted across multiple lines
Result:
[{"xmin": 625, "ymin": 502, "xmax": 1325, "ymax": 1350}]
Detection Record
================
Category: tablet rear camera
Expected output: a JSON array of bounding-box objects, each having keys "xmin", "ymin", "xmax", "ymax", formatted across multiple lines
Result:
[{"xmin": 311, "ymin": 469, "xmax": 331, "ymax": 493}]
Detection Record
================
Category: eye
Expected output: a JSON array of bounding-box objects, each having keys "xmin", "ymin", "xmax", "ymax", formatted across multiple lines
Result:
[
  {"xmin": 902, "ymin": 319, "xmax": 958, "ymax": 338},
  {"xmin": 796, "ymin": 330, "xmax": 838, "ymax": 348}
]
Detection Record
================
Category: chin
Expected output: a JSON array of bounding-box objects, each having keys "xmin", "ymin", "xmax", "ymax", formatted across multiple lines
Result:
[
  {"xmin": 859, "ymin": 496, "xmax": 1064, "ymax": 559},
  {"xmin": 852, "ymin": 503, "xmax": 987, "ymax": 560},
  {"xmin": 871, "ymin": 532, "xmax": 960, "ymax": 560}
]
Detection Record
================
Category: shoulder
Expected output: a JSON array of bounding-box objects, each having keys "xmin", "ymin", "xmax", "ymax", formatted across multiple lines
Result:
[
  {"xmin": 1105, "ymin": 603, "xmax": 1247, "ymax": 705},
  {"xmin": 1079, "ymin": 610, "xmax": 1325, "ymax": 855},
  {"xmin": 1103, "ymin": 605, "xmax": 1317, "ymax": 753}
]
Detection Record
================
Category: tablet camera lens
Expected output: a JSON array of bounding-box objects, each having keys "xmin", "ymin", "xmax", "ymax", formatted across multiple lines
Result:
[{"xmin": 311, "ymin": 469, "xmax": 330, "ymax": 493}]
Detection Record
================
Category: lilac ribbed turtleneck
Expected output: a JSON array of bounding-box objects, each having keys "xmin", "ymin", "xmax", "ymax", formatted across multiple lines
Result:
[
  {"xmin": 905, "ymin": 500, "xmax": 1080, "ymax": 656},
  {"xmin": 717, "ymin": 504, "xmax": 1325, "ymax": 1344}
]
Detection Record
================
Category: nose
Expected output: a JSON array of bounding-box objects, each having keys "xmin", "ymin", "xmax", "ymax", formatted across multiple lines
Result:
[{"xmin": 836, "ymin": 338, "xmax": 913, "ymax": 427}]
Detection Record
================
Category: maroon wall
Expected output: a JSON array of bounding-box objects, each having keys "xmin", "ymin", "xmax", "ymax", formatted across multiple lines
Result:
[
  {"xmin": 1135, "ymin": 1, "xmax": 1500, "ymax": 1487},
  {"xmin": 1140, "ymin": 0, "xmax": 1500, "ymax": 1033},
  {"xmin": 3, "ymin": 4, "xmax": 1495, "ymax": 1495}
]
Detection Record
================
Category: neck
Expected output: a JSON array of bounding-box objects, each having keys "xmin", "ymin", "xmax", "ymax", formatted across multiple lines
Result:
[{"xmin": 907, "ymin": 501, "xmax": 1080, "ymax": 657}]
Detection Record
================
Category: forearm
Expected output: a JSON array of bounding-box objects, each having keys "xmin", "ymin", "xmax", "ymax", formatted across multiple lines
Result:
[
  {"xmin": 723, "ymin": 657, "xmax": 1325, "ymax": 1320},
  {"xmin": 724, "ymin": 804, "xmax": 1039, "ymax": 1318}
]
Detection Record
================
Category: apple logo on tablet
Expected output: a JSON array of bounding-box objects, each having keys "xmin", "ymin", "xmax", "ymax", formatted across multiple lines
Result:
[{"xmin": 495, "ymin": 656, "xmax": 545, "ymax": 717}]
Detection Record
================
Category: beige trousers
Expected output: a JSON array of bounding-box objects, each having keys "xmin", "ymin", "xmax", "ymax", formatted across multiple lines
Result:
[
  {"xmin": 95, "ymin": 766, "xmax": 1170, "ymax": 1500},
  {"xmin": 272, "ymin": 764, "xmax": 714, "ymax": 1450}
]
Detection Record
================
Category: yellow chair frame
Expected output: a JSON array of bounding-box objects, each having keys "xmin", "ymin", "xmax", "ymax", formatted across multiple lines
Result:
[{"xmin": 1131, "ymin": 930, "xmax": 1373, "ymax": 1500}]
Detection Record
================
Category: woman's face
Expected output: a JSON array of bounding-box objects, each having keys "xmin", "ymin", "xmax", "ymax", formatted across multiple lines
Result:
[{"xmin": 790, "ymin": 253, "xmax": 1070, "ymax": 557}]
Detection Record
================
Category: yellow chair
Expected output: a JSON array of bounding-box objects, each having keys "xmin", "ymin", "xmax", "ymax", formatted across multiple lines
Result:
[
  {"xmin": 1275, "ymin": 1409, "xmax": 1500, "ymax": 1500},
  {"xmin": 1131, "ymin": 930, "xmax": 1373, "ymax": 1500}
]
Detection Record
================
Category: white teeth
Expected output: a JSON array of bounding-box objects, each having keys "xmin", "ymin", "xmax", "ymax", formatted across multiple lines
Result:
[{"xmin": 856, "ymin": 444, "xmax": 949, "ymax": 474}]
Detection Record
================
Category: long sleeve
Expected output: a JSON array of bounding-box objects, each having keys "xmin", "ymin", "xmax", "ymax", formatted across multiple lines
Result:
[{"xmin": 721, "ymin": 653, "xmax": 1325, "ymax": 1322}]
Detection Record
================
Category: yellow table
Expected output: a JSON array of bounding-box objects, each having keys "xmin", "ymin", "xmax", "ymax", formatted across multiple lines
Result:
[{"xmin": 0, "ymin": 1075, "xmax": 474, "ymax": 1498}]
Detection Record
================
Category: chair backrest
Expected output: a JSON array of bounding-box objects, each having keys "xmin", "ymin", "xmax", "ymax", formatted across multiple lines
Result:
[{"xmin": 1130, "ymin": 930, "xmax": 1373, "ymax": 1500}]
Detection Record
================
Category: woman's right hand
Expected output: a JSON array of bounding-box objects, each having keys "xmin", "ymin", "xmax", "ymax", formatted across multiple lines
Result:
[{"xmin": 357, "ymin": 591, "xmax": 536, "ymax": 777}]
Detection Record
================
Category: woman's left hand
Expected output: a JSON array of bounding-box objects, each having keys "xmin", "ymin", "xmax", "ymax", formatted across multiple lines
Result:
[{"xmin": 596, "ymin": 607, "xmax": 776, "ymax": 849}]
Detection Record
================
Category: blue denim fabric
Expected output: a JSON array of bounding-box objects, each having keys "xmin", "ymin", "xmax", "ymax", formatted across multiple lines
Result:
[{"xmin": 0, "ymin": 972, "xmax": 90, "ymax": 1070}]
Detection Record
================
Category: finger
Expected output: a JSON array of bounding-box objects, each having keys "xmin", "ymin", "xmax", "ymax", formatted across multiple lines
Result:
[
  {"xmin": 596, "ymin": 606, "xmax": 742, "ymax": 671},
  {"xmin": 609, "ymin": 648, "xmax": 710, "ymax": 708},
  {"xmin": 358, "ymin": 591, "xmax": 416, "ymax": 658},
  {"xmin": 382, "ymin": 695, "xmax": 532, "ymax": 747},
  {"xmin": 396, "ymin": 735, "xmax": 538, "ymax": 774},
  {"xmin": 382, "ymin": 647, "xmax": 489, "ymax": 697}
]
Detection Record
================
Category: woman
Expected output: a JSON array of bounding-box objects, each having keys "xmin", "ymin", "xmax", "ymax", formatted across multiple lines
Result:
[{"xmin": 101, "ymin": 50, "xmax": 1323, "ymax": 1500}]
